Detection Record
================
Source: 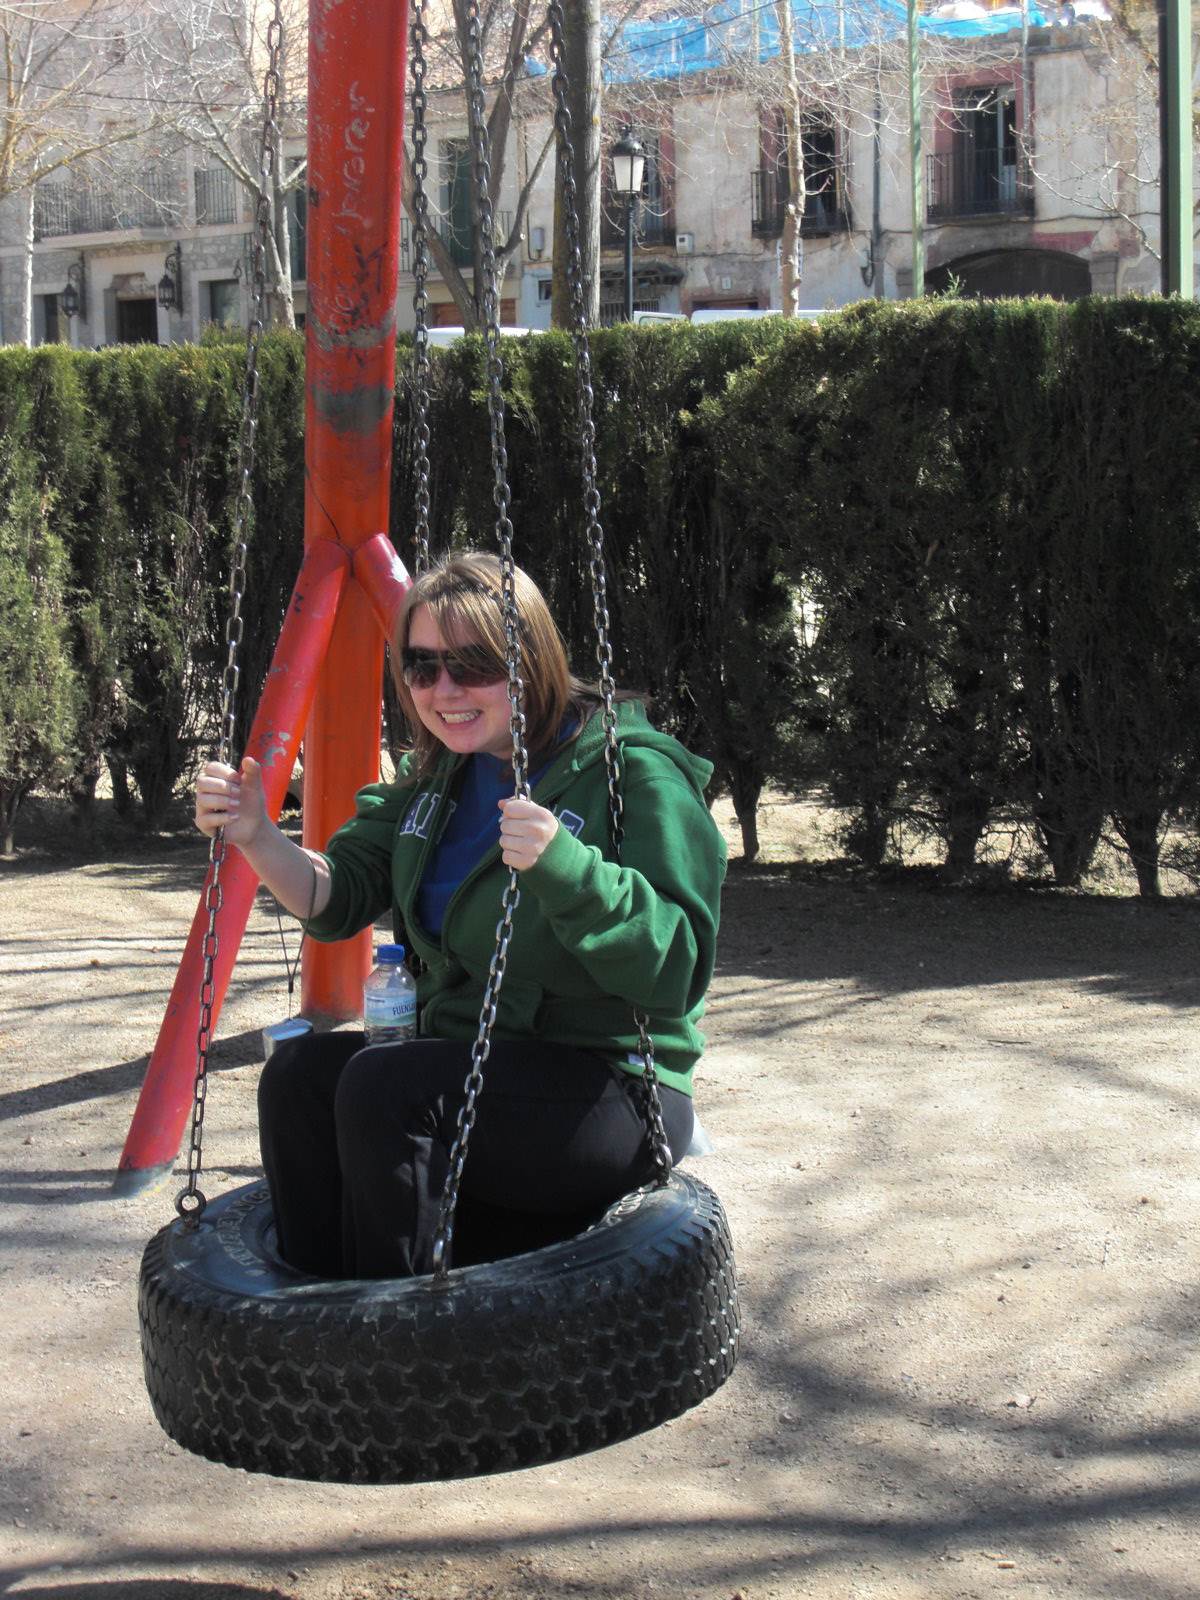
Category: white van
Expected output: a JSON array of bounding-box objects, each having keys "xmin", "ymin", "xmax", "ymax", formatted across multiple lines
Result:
[
  {"xmin": 690, "ymin": 307, "xmax": 828, "ymax": 324},
  {"xmin": 424, "ymin": 326, "xmax": 542, "ymax": 346}
]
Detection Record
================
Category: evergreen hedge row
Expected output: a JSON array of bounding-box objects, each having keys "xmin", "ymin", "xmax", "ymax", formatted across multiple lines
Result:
[{"xmin": 2, "ymin": 299, "xmax": 1198, "ymax": 893}]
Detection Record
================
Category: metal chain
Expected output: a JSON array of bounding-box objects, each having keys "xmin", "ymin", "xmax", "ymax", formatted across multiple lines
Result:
[
  {"xmin": 430, "ymin": 0, "xmax": 531, "ymax": 1279},
  {"xmin": 176, "ymin": 2, "xmax": 284, "ymax": 1226},
  {"xmin": 409, "ymin": 0, "xmax": 433, "ymax": 576},
  {"xmin": 548, "ymin": 0, "xmax": 671, "ymax": 1184}
]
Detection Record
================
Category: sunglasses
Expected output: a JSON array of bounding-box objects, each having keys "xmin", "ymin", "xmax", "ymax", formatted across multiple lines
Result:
[{"xmin": 400, "ymin": 646, "xmax": 507, "ymax": 690}]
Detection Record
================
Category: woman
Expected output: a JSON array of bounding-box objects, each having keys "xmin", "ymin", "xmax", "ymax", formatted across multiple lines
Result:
[{"xmin": 194, "ymin": 551, "xmax": 726, "ymax": 1279}]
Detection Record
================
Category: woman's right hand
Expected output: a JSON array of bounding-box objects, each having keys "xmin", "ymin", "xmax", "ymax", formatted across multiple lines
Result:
[{"xmin": 195, "ymin": 756, "xmax": 268, "ymax": 848}]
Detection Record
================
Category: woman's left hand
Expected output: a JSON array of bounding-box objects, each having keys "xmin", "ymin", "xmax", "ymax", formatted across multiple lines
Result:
[{"xmin": 498, "ymin": 796, "xmax": 559, "ymax": 871}]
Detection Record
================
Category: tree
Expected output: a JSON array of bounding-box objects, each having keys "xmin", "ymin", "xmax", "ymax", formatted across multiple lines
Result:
[
  {"xmin": 0, "ymin": 433, "xmax": 77, "ymax": 852},
  {"xmin": 401, "ymin": 0, "xmax": 560, "ymax": 330},
  {"xmin": 0, "ymin": 0, "xmax": 163, "ymax": 344},
  {"xmin": 550, "ymin": 0, "xmax": 602, "ymax": 327},
  {"xmin": 135, "ymin": 0, "xmax": 307, "ymax": 329}
]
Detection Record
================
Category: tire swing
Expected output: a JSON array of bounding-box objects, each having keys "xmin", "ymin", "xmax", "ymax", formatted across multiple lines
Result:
[{"xmin": 138, "ymin": 0, "xmax": 739, "ymax": 1486}]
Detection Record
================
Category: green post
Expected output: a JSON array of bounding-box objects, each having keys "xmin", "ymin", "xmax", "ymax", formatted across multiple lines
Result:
[
  {"xmin": 1158, "ymin": 0, "xmax": 1193, "ymax": 297},
  {"xmin": 908, "ymin": 0, "xmax": 924, "ymax": 296}
]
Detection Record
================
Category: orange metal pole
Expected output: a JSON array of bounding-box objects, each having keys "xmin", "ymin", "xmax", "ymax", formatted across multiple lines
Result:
[
  {"xmin": 301, "ymin": 0, "xmax": 410, "ymax": 1021},
  {"xmin": 113, "ymin": 540, "xmax": 351, "ymax": 1195},
  {"xmin": 355, "ymin": 528, "xmax": 412, "ymax": 639}
]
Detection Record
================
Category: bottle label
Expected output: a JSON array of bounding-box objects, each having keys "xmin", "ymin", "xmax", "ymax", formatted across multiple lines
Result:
[{"xmin": 364, "ymin": 991, "xmax": 417, "ymax": 1029}]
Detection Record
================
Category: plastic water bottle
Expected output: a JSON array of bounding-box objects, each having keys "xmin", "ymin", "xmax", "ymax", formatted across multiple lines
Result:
[{"xmin": 363, "ymin": 943, "xmax": 418, "ymax": 1044}]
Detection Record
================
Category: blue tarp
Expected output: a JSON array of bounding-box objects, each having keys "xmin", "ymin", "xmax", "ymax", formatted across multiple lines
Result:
[{"xmin": 605, "ymin": 0, "xmax": 1051, "ymax": 82}]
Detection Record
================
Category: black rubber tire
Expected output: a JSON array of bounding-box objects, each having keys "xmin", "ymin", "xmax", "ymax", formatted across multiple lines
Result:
[{"xmin": 138, "ymin": 1171, "xmax": 739, "ymax": 1483}]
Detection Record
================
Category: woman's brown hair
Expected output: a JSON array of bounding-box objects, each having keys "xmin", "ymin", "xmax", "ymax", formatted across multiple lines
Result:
[{"xmin": 392, "ymin": 551, "xmax": 591, "ymax": 774}]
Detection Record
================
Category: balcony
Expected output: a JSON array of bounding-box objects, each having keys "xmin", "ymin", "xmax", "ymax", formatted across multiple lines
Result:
[
  {"xmin": 750, "ymin": 169, "xmax": 850, "ymax": 238},
  {"xmin": 399, "ymin": 211, "xmax": 514, "ymax": 273},
  {"xmin": 600, "ymin": 205, "xmax": 676, "ymax": 251},
  {"xmin": 34, "ymin": 171, "xmax": 182, "ymax": 240},
  {"xmin": 926, "ymin": 148, "xmax": 1033, "ymax": 221},
  {"xmin": 194, "ymin": 167, "xmax": 237, "ymax": 226}
]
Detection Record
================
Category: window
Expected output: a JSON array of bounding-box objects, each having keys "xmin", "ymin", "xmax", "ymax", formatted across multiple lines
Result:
[
  {"xmin": 194, "ymin": 167, "xmax": 237, "ymax": 225},
  {"xmin": 751, "ymin": 109, "xmax": 848, "ymax": 237},
  {"xmin": 207, "ymin": 279, "xmax": 241, "ymax": 327},
  {"xmin": 927, "ymin": 85, "xmax": 1029, "ymax": 219},
  {"xmin": 440, "ymin": 139, "xmax": 473, "ymax": 266},
  {"xmin": 286, "ymin": 158, "xmax": 307, "ymax": 281},
  {"xmin": 537, "ymin": 278, "xmax": 553, "ymax": 303}
]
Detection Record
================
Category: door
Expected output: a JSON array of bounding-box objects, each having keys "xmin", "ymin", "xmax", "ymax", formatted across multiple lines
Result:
[{"xmin": 116, "ymin": 298, "xmax": 158, "ymax": 343}]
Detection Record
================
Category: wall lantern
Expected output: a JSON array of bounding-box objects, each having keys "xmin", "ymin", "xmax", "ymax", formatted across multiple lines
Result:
[
  {"xmin": 157, "ymin": 241, "xmax": 184, "ymax": 313},
  {"xmin": 61, "ymin": 255, "xmax": 87, "ymax": 320}
]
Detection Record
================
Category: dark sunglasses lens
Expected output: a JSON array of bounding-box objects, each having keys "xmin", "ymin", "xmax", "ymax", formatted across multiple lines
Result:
[
  {"xmin": 447, "ymin": 657, "xmax": 503, "ymax": 687},
  {"xmin": 402, "ymin": 649, "xmax": 503, "ymax": 689}
]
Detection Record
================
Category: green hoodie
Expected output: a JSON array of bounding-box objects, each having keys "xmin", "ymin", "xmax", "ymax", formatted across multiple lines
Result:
[{"xmin": 307, "ymin": 701, "xmax": 726, "ymax": 1095}]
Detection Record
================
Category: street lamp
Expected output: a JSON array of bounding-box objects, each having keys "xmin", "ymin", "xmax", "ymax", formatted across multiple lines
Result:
[
  {"xmin": 610, "ymin": 128, "xmax": 645, "ymax": 322},
  {"xmin": 157, "ymin": 241, "xmax": 184, "ymax": 313},
  {"xmin": 61, "ymin": 255, "xmax": 86, "ymax": 320}
]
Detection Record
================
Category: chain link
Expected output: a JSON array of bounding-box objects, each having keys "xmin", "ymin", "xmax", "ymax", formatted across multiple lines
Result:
[
  {"xmin": 430, "ymin": 0, "xmax": 531, "ymax": 1279},
  {"xmin": 548, "ymin": 0, "xmax": 671, "ymax": 1184},
  {"xmin": 408, "ymin": 0, "xmax": 433, "ymax": 576},
  {"xmin": 176, "ymin": 1, "xmax": 284, "ymax": 1227}
]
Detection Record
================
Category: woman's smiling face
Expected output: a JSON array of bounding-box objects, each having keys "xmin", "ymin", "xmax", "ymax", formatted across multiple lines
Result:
[{"xmin": 406, "ymin": 604, "xmax": 514, "ymax": 761}]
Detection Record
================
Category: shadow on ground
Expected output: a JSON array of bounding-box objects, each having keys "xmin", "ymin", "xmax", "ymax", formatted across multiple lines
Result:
[{"xmin": 1, "ymin": 1582, "xmax": 294, "ymax": 1600}]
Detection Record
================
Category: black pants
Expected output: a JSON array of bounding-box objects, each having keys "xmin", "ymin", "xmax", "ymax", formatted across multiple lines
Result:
[{"xmin": 258, "ymin": 1032, "xmax": 694, "ymax": 1279}]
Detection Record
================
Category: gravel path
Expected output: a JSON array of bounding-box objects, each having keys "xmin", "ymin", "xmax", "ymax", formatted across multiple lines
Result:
[{"xmin": 2, "ymin": 796, "xmax": 1198, "ymax": 1600}]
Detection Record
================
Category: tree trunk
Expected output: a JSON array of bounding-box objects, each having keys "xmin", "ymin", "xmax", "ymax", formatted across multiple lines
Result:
[
  {"xmin": 1034, "ymin": 807, "xmax": 1103, "ymax": 888},
  {"xmin": 943, "ymin": 800, "xmax": 988, "ymax": 882},
  {"xmin": 727, "ymin": 764, "xmax": 764, "ymax": 864},
  {"xmin": 773, "ymin": 0, "xmax": 806, "ymax": 314},
  {"xmin": 16, "ymin": 188, "xmax": 35, "ymax": 347},
  {"xmin": 69, "ymin": 763, "xmax": 100, "ymax": 832},
  {"xmin": 106, "ymin": 754, "xmax": 134, "ymax": 818},
  {"xmin": 0, "ymin": 778, "xmax": 31, "ymax": 854},
  {"xmin": 1112, "ymin": 808, "xmax": 1163, "ymax": 897},
  {"xmin": 551, "ymin": 0, "xmax": 601, "ymax": 329},
  {"xmin": 846, "ymin": 804, "xmax": 889, "ymax": 869},
  {"xmin": 268, "ymin": 196, "xmax": 296, "ymax": 330}
]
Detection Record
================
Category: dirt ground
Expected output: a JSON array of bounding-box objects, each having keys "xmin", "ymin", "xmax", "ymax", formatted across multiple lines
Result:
[{"xmin": 2, "ymin": 792, "xmax": 1199, "ymax": 1600}]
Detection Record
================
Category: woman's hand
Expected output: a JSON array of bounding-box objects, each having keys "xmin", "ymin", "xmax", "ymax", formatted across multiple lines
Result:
[
  {"xmin": 195, "ymin": 756, "xmax": 268, "ymax": 849},
  {"xmin": 498, "ymin": 796, "xmax": 559, "ymax": 871}
]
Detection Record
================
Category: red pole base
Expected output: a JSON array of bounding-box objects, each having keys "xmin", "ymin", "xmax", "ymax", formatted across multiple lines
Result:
[{"xmin": 113, "ymin": 541, "xmax": 350, "ymax": 1195}]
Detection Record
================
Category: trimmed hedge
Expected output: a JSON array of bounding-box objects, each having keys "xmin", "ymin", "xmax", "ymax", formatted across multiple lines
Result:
[{"xmin": 2, "ymin": 299, "xmax": 1199, "ymax": 891}]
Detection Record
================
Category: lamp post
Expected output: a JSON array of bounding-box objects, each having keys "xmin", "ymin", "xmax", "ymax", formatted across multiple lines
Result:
[
  {"xmin": 157, "ymin": 241, "xmax": 184, "ymax": 314},
  {"xmin": 61, "ymin": 254, "xmax": 87, "ymax": 321},
  {"xmin": 610, "ymin": 128, "xmax": 645, "ymax": 322}
]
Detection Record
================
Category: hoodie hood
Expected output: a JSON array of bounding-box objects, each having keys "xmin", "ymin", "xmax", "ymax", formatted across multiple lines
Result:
[{"xmin": 549, "ymin": 699, "xmax": 714, "ymax": 803}]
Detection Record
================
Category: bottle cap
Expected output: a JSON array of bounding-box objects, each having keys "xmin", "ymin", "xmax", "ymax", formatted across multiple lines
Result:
[{"xmin": 375, "ymin": 943, "xmax": 407, "ymax": 963}]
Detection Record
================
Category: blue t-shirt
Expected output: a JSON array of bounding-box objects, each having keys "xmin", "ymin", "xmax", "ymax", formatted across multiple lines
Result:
[{"xmin": 416, "ymin": 729, "xmax": 575, "ymax": 936}]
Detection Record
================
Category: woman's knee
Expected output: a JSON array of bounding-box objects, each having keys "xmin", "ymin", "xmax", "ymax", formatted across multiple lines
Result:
[
  {"xmin": 334, "ymin": 1043, "xmax": 416, "ymax": 1138},
  {"xmin": 258, "ymin": 1030, "xmax": 359, "ymax": 1124}
]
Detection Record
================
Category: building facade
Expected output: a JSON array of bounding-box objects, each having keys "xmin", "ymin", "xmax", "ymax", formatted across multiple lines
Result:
[{"xmin": 0, "ymin": 4, "xmax": 1191, "ymax": 346}]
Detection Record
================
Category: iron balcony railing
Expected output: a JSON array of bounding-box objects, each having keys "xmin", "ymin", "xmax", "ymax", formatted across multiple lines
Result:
[
  {"xmin": 194, "ymin": 167, "xmax": 237, "ymax": 226},
  {"xmin": 34, "ymin": 170, "xmax": 182, "ymax": 240},
  {"xmin": 750, "ymin": 168, "xmax": 850, "ymax": 238},
  {"xmin": 600, "ymin": 205, "xmax": 675, "ymax": 251},
  {"xmin": 399, "ymin": 211, "xmax": 515, "ymax": 273},
  {"xmin": 926, "ymin": 147, "xmax": 1033, "ymax": 220}
]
